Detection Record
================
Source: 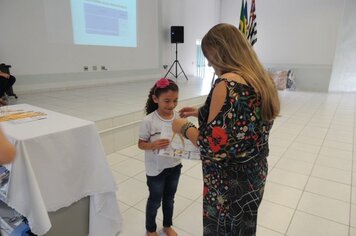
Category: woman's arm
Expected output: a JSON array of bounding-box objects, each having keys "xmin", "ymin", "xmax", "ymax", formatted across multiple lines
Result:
[
  {"xmin": 178, "ymin": 107, "xmax": 199, "ymax": 118},
  {"xmin": 172, "ymin": 80, "xmax": 227, "ymax": 148},
  {"xmin": 172, "ymin": 118, "xmax": 199, "ymax": 147},
  {"xmin": 207, "ymin": 81, "xmax": 226, "ymax": 123}
]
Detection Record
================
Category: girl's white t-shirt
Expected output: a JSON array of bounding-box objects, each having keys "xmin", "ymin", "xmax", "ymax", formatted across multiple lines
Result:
[{"xmin": 139, "ymin": 110, "xmax": 181, "ymax": 176}]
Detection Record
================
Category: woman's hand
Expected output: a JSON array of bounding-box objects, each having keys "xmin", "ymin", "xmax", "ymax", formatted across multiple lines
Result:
[
  {"xmin": 172, "ymin": 118, "xmax": 188, "ymax": 134},
  {"xmin": 179, "ymin": 107, "xmax": 198, "ymax": 118}
]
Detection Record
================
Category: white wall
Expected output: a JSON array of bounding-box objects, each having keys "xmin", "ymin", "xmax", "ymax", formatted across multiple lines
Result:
[
  {"xmin": 0, "ymin": 0, "xmax": 349, "ymax": 92},
  {"xmin": 329, "ymin": 0, "xmax": 356, "ymax": 92},
  {"xmin": 0, "ymin": 0, "xmax": 162, "ymax": 92},
  {"xmin": 1, "ymin": 0, "xmax": 161, "ymax": 75},
  {"xmin": 160, "ymin": 0, "xmax": 221, "ymax": 77},
  {"xmin": 220, "ymin": 0, "xmax": 344, "ymax": 91}
]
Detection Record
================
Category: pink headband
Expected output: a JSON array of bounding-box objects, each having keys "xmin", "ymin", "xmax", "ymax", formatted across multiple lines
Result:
[{"xmin": 156, "ymin": 78, "xmax": 170, "ymax": 89}]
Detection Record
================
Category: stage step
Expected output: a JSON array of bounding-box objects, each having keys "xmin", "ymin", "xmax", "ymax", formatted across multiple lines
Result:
[{"xmin": 95, "ymin": 95, "xmax": 207, "ymax": 154}]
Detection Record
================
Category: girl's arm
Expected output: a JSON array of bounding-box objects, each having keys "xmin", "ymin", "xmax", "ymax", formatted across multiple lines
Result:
[{"xmin": 138, "ymin": 139, "xmax": 170, "ymax": 150}]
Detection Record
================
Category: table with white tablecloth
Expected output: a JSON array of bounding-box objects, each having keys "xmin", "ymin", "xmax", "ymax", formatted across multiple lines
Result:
[{"xmin": 1, "ymin": 104, "xmax": 122, "ymax": 235}]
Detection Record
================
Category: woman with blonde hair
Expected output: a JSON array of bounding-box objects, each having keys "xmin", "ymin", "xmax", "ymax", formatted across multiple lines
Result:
[{"xmin": 172, "ymin": 23, "xmax": 280, "ymax": 235}]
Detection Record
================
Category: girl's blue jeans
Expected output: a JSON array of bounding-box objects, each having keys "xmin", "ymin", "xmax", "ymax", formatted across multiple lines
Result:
[{"xmin": 145, "ymin": 164, "xmax": 182, "ymax": 232}]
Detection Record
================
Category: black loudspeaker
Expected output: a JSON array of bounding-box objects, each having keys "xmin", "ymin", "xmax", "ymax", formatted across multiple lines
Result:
[{"xmin": 171, "ymin": 26, "xmax": 184, "ymax": 43}]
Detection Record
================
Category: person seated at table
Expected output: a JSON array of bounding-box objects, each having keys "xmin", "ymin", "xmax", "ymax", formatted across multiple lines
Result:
[
  {"xmin": 0, "ymin": 70, "xmax": 16, "ymax": 106},
  {"xmin": 0, "ymin": 127, "xmax": 16, "ymax": 164}
]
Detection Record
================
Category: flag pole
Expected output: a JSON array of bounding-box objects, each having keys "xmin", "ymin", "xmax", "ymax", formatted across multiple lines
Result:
[{"xmin": 247, "ymin": 0, "xmax": 257, "ymax": 46}]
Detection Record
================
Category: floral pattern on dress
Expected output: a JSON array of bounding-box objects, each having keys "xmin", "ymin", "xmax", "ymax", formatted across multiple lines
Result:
[
  {"xmin": 207, "ymin": 126, "xmax": 228, "ymax": 152},
  {"xmin": 197, "ymin": 78, "xmax": 273, "ymax": 235}
]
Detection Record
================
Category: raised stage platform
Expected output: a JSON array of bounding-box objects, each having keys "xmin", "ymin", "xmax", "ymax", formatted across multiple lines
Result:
[{"xmin": 9, "ymin": 76, "xmax": 210, "ymax": 154}]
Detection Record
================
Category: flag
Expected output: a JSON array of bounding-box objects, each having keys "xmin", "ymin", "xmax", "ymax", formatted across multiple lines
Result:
[
  {"xmin": 239, "ymin": 0, "xmax": 248, "ymax": 36},
  {"xmin": 247, "ymin": 0, "xmax": 257, "ymax": 46}
]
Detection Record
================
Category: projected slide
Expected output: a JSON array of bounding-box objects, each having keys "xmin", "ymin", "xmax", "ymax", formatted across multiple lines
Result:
[{"xmin": 71, "ymin": 0, "xmax": 136, "ymax": 47}]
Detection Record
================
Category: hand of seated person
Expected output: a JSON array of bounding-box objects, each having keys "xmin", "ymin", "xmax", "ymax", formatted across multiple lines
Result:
[
  {"xmin": 0, "ymin": 71, "xmax": 10, "ymax": 79},
  {"xmin": 0, "ymin": 127, "xmax": 16, "ymax": 164},
  {"xmin": 0, "ymin": 99, "xmax": 7, "ymax": 106}
]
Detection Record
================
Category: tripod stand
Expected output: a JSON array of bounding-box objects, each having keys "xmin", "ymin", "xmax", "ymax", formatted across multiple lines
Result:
[{"xmin": 164, "ymin": 43, "xmax": 188, "ymax": 80}]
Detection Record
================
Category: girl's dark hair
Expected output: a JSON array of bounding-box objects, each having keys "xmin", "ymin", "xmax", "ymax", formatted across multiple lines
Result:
[{"xmin": 145, "ymin": 79, "xmax": 178, "ymax": 115}]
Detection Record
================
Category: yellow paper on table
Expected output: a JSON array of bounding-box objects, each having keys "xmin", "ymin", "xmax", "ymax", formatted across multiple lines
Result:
[{"xmin": 0, "ymin": 110, "xmax": 47, "ymax": 123}]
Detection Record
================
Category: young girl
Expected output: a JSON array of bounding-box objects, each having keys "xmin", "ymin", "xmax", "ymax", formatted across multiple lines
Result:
[{"xmin": 138, "ymin": 78, "xmax": 181, "ymax": 236}]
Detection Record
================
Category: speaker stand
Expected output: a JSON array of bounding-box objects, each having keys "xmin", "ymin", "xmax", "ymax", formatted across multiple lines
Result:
[{"xmin": 164, "ymin": 43, "xmax": 188, "ymax": 80}]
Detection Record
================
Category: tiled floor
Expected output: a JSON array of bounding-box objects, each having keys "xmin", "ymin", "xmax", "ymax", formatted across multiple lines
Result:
[
  {"xmin": 9, "ymin": 78, "xmax": 356, "ymax": 235},
  {"xmin": 110, "ymin": 91, "xmax": 356, "ymax": 236}
]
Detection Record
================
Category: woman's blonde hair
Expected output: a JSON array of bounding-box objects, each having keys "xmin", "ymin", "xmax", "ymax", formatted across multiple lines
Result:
[{"xmin": 202, "ymin": 23, "xmax": 280, "ymax": 121}]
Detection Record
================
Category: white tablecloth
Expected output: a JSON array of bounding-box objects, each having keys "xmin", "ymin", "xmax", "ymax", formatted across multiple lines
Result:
[{"xmin": 1, "ymin": 104, "xmax": 122, "ymax": 235}]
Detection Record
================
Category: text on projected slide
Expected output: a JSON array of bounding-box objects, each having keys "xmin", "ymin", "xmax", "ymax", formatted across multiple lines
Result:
[{"xmin": 71, "ymin": 0, "xmax": 137, "ymax": 47}]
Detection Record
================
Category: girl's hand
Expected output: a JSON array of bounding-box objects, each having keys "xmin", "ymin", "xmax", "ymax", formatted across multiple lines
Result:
[
  {"xmin": 179, "ymin": 107, "xmax": 198, "ymax": 118},
  {"xmin": 152, "ymin": 139, "xmax": 170, "ymax": 150},
  {"xmin": 172, "ymin": 118, "xmax": 188, "ymax": 134}
]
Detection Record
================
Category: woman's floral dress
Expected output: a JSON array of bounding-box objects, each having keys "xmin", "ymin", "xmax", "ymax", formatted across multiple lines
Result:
[{"xmin": 197, "ymin": 78, "xmax": 273, "ymax": 236}]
